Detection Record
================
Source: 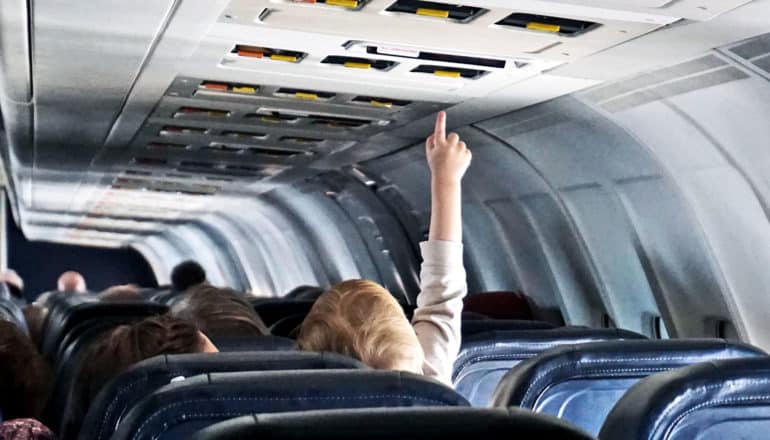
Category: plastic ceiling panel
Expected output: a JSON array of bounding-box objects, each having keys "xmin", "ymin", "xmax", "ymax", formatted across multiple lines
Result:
[
  {"xmin": 415, "ymin": 0, "xmax": 754, "ymax": 21},
  {"xmin": 188, "ymin": 33, "xmax": 545, "ymax": 100},
  {"xmin": 221, "ymin": 0, "xmax": 668, "ymax": 64}
]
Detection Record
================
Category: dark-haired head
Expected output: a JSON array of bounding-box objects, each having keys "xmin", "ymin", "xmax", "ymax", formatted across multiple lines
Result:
[
  {"xmin": 0, "ymin": 321, "xmax": 52, "ymax": 420},
  {"xmin": 63, "ymin": 315, "xmax": 216, "ymax": 439},
  {"xmin": 170, "ymin": 285, "xmax": 268, "ymax": 339},
  {"xmin": 170, "ymin": 261, "xmax": 207, "ymax": 292}
]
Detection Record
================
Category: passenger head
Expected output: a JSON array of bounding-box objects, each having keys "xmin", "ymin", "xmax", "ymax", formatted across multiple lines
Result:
[
  {"xmin": 65, "ymin": 315, "xmax": 215, "ymax": 439},
  {"xmin": 169, "ymin": 285, "xmax": 268, "ymax": 339},
  {"xmin": 170, "ymin": 260, "xmax": 206, "ymax": 292},
  {"xmin": 99, "ymin": 284, "xmax": 142, "ymax": 302},
  {"xmin": 56, "ymin": 271, "xmax": 87, "ymax": 293},
  {"xmin": 297, "ymin": 280, "xmax": 424, "ymax": 373},
  {"xmin": 0, "ymin": 419, "xmax": 56, "ymax": 440},
  {"xmin": 0, "ymin": 321, "xmax": 52, "ymax": 420},
  {"xmin": 0, "ymin": 269, "xmax": 24, "ymax": 300}
]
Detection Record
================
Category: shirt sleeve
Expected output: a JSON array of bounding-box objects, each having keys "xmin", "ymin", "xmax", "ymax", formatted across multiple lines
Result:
[{"xmin": 412, "ymin": 240, "xmax": 467, "ymax": 386}]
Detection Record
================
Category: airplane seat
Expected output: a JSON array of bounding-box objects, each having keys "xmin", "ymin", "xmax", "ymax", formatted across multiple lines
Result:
[
  {"xmin": 138, "ymin": 287, "xmax": 171, "ymax": 301},
  {"xmin": 0, "ymin": 296, "xmax": 29, "ymax": 335},
  {"xmin": 191, "ymin": 407, "xmax": 595, "ymax": 440},
  {"xmin": 80, "ymin": 351, "xmax": 365, "ymax": 440},
  {"xmin": 211, "ymin": 335, "xmax": 296, "ymax": 351},
  {"xmin": 251, "ymin": 299, "xmax": 316, "ymax": 327},
  {"xmin": 284, "ymin": 285, "xmax": 325, "ymax": 301},
  {"xmin": 461, "ymin": 311, "xmax": 490, "ymax": 320},
  {"xmin": 111, "ymin": 370, "xmax": 469, "ymax": 440},
  {"xmin": 453, "ymin": 327, "xmax": 646, "ymax": 406},
  {"xmin": 40, "ymin": 295, "xmax": 167, "ymax": 360},
  {"xmin": 464, "ymin": 291, "xmax": 535, "ymax": 320},
  {"xmin": 461, "ymin": 319, "xmax": 555, "ymax": 338},
  {"xmin": 269, "ymin": 314, "xmax": 305, "ymax": 338},
  {"xmin": 492, "ymin": 339, "xmax": 765, "ymax": 436},
  {"xmin": 600, "ymin": 357, "xmax": 770, "ymax": 440},
  {"xmin": 48, "ymin": 317, "xmax": 158, "ymax": 437}
]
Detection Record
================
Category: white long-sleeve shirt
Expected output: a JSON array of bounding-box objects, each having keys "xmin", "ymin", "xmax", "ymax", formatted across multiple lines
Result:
[{"xmin": 412, "ymin": 240, "xmax": 468, "ymax": 386}]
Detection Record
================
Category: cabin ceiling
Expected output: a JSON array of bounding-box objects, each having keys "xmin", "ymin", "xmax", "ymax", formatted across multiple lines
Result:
[{"xmin": 0, "ymin": 0, "xmax": 768, "ymax": 248}]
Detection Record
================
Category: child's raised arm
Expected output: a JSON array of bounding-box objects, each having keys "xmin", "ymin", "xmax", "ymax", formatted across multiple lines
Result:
[
  {"xmin": 426, "ymin": 111, "xmax": 472, "ymax": 243},
  {"xmin": 413, "ymin": 111, "xmax": 471, "ymax": 386}
]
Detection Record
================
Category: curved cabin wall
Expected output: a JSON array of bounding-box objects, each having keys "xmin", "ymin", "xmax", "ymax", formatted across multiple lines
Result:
[{"xmin": 140, "ymin": 34, "xmax": 770, "ymax": 349}]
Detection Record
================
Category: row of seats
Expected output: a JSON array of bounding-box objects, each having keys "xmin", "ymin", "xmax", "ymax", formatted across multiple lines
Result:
[{"xmin": 34, "ymin": 290, "xmax": 770, "ymax": 440}]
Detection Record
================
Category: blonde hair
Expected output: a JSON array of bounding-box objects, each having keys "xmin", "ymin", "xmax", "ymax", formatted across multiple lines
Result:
[{"xmin": 297, "ymin": 280, "xmax": 424, "ymax": 373}]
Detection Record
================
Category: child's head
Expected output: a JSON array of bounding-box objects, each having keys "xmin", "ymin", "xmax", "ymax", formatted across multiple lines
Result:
[{"xmin": 297, "ymin": 280, "xmax": 424, "ymax": 373}]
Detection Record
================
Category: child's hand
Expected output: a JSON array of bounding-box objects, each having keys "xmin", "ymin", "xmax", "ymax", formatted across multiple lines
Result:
[{"xmin": 425, "ymin": 111, "xmax": 472, "ymax": 184}]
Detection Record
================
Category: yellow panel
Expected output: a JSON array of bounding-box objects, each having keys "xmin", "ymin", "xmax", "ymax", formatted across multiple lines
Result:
[
  {"xmin": 325, "ymin": 0, "xmax": 359, "ymax": 8},
  {"xmin": 526, "ymin": 22, "xmax": 561, "ymax": 33},
  {"xmin": 370, "ymin": 100, "xmax": 393, "ymax": 108},
  {"xmin": 343, "ymin": 61, "xmax": 372, "ymax": 69},
  {"xmin": 232, "ymin": 86, "xmax": 257, "ymax": 94},
  {"xmin": 261, "ymin": 116, "xmax": 282, "ymax": 123},
  {"xmin": 295, "ymin": 92, "xmax": 319, "ymax": 100},
  {"xmin": 271, "ymin": 54, "xmax": 299, "ymax": 62},
  {"xmin": 434, "ymin": 70, "xmax": 462, "ymax": 78},
  {"xmin": 416, "ymin": 8, "xmax": 449, "ymax": 18}
]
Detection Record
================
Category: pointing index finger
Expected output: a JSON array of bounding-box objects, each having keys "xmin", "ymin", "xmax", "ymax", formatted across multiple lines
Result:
[{"xmin": 434, "ymin": 111, "xmax": 447, "ymax": 144}]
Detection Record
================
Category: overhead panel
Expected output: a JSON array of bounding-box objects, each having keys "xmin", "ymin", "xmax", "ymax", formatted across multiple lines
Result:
[
  {"xmin": 221, "ymin": 0, "xmax": 669, "ymax": 65},
  {"xmin": 424, "ymin": 0, "xmax": 754, "ymax": 21}
]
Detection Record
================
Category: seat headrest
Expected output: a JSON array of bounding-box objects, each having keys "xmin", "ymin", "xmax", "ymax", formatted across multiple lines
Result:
[
  {"xmin": 82, "ymin": 351, "xmax": 365, "ymax": 440},
  {"xmin": 0, "ymin": 298, "xmax": 28, "ymax": 335},
  {"xmin": 454, "ymin": 327, "xmax": 646, "ymax": 377},
  {"xmin": 113, "ymin": 370, "xmax": 469, "ymax": 440},
  {"xmin": 251, "ymin": 299, "xmax": 315, "ymax": 327},
  {"xmin": 600, "ymin": 357, "xmax": 770, "ymax": 440},
  {"xmin": 493, "ymin": 339, "xmax": 765, "ymax": 408},
  {"xmin": 191, "ymin": 407, "xmax": 594, "ymax": 440},
  {"xmin": 41, "ymin": 296, "xmax": 167, "ymax": 359},
  {"xmin": 461, "ymin": 319, "xmax": 554, "ymax": 337},
  {"xmin": 211, "ymin": 335, "xmax": 296, "ymax": 352}
]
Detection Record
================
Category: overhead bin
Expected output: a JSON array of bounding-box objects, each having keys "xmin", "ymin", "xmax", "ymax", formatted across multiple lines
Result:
[
  {"xmin": 351, "ymin": 96, "xmax": 412, "ymax": 108},
  {"xmin": 321, "ymin": 55, "xmax": 397, "ymax": 71},
  {"xmin": 173, "ymin": 107, "xmax": 231, "ymax": 119},
  {"xmin": 385, "ymin": 0, "xmax": 487, "ymax": 23},
  {"xmin": 146, "ymin": 142, "xmax": 191, "ymax": 151},
  {"xmin": 221, "ymin": 130, "xmax": 269, "ymax": 140},
  {"xmin": 279, "ymin": 136, "xmax": 324, "ymax": 145},
  {"xmin": 202, "ymin": 143, "xmax": 310, "ymax": 158},
  {"xmin": 496, "ymin": 13, "xmax": 600, "ymax": 37},
  {"xmin": 362, "ymin": 43, "xmax": 506, "ymax": 69},
  {"xmin": 274, "ymin": 88, "xmax": 336, "ymax": 100},
  {"xmin": 197, "ymin": 81, "xmax": 259, "ymax": 96},
  {"xmin": 231, "ymin": 45, "xmax": 307, "ymax": 63},
  {"xmin": 159, "ymin": 126, "xmax": 209, "ymax": 136},
  {"xmin": 246, "ymin": 108, "xmax": 390, "ymax": 129},
  {"xmin": 411, "ymin": 64, "xmax": 488, "ymax": 79},
  {"xmin": 290, "ymin": 0, "xmax": 369, "ymax": 10}
]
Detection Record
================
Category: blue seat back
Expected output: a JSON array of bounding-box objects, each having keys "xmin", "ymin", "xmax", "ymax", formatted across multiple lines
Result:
[
  {"xmin": 112, "ymin": 370, "xmax": 469, "ymax": 440},
  {"xmin": 191, "ymin": 407, "xmax": 594, "ymax": 440},
  {"xmin": 453, "ymin": 327, "xmax": 646, "ymax": 406},
  {"xmin": 460, "ymin": 319, "xmax": 554, "ymax": 338},
  {"xmin": 80, "ymin": 351, "xmax": 364, "ymax": 440},
  {"xmin": 492, "ymin": 339, "xmax": 765, "ymax": 436},
  {"xmin": 600, "ymin": 357, "xmax": 770, "ymax": 440},
  {"xmin": 40, "ymin": 294, "xmax": 167, "ymax": 360}
]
